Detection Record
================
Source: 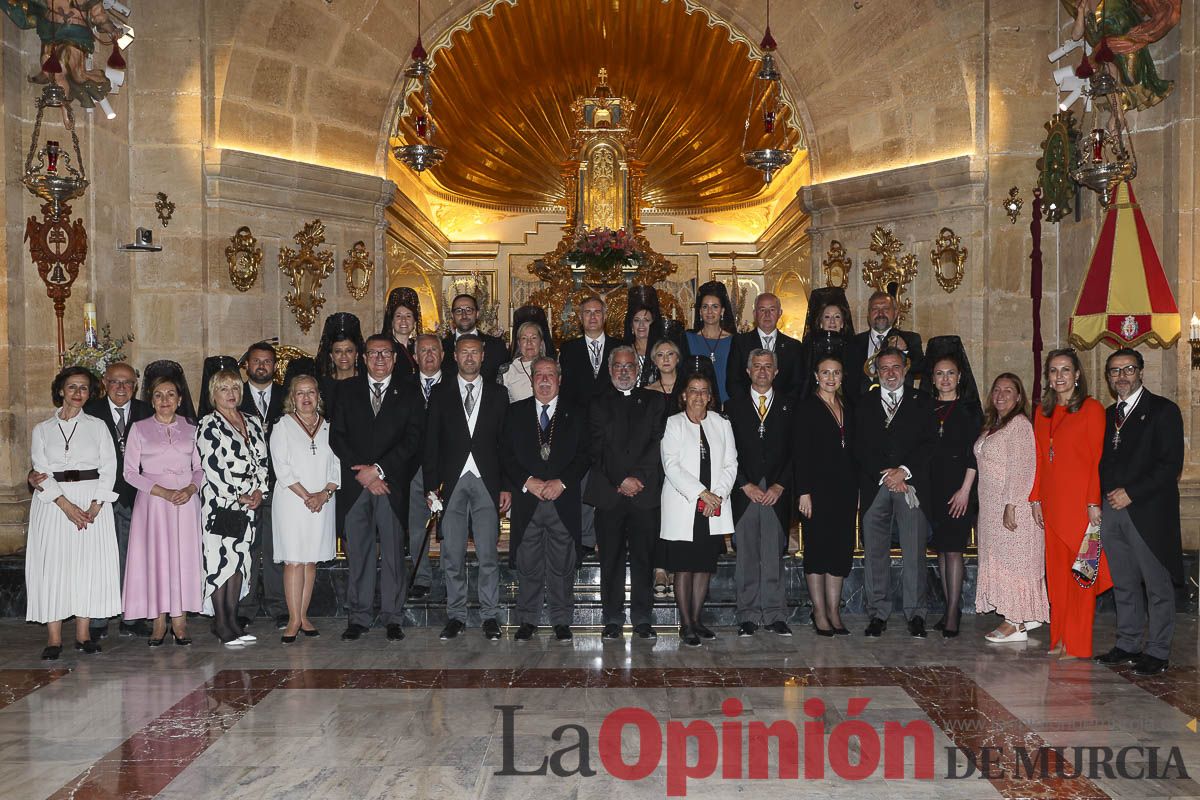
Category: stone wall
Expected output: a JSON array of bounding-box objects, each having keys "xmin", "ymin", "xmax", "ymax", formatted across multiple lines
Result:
[{"xmin": 0, "ymin": 0, "xmax": 1196, "ymax": 556}]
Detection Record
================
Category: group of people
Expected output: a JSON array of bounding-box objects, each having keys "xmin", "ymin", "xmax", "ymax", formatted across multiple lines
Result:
[{"xmin": 24, "ymin": 283, "xmax": 1184, "ymax": 676}]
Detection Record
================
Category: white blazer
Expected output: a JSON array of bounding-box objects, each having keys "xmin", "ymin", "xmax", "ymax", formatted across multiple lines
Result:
[{"xmin": 659, "ymin": 411, "xmax": 738, "ymax": 541}]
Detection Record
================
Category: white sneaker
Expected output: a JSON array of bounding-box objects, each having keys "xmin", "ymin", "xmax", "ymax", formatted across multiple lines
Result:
[
  {"xmin": 223, "ymin": 639, "xmax": 246, "ymax": 649},
  {"xmin": 985, "ymin": 627, "xmax": 1028, "ymax": 643},
  {"xmin": 237, "ymin": 634, "xmax": 257, "ymax": 643},
  {"xmin": 1022, "ymin": 621, "xmax": 1043, "ymax": 631}
]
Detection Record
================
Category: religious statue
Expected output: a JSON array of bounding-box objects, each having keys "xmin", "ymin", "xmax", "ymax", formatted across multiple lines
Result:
[
  {"xmin": 1063, "ymin": 0, "xmax": 1179, "ymax": 110},
  {"xmin": 528, "ymin": 68, "xmax": 683, "ymax": 340},
  {"xmin": 2, "ymin": 0, "xmax": 129, "ymax": 117}
]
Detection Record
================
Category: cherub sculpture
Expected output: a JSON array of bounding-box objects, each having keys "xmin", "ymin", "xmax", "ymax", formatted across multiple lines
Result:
[
  {"xmin": 2, "ymin": 0, "xmax": 130, "ymax": 120},
  {"xmin": 1061, "ymin": 0, "xmax": 1179, "ymax": 111}
]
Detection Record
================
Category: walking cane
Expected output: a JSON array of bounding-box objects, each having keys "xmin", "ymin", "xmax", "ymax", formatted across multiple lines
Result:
[{"xmin": 406, "ymin": 484, "xmax": 443, "ymax": 599}]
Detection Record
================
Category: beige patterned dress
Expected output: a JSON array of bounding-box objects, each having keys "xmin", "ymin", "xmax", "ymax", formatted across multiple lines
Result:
[{"xmin": 973, "ymin": 415, "xmax": 1050, "ymax": 623}]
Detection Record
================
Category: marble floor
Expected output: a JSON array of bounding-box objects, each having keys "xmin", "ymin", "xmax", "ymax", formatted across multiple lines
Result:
[{"xmin": 1, "ymin": 614, "xmax": 1199, "ymax": 799}]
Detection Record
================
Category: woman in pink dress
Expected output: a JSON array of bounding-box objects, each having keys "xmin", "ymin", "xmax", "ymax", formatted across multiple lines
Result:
[
  {"xmin": 974, "ymin": 373, "xmax": 1049, "ymax": 643},
  {"xmin": 122, "ymin": 375, "xmax": 204, "ymax": 646}
]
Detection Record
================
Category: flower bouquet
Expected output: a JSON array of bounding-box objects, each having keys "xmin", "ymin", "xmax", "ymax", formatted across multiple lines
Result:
[
  {"xmin": 566, "ymin": 227, "xmax": 644, "ymax": 271},
  {"xmin": 64, "ymin": 324, "xmax": 134, "ymax": 379}
]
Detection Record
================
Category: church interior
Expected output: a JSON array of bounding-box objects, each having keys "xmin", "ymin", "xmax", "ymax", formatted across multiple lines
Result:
[{"xmin": 0, "ymin": 1, "xmax": 1199, "ymax": 798}]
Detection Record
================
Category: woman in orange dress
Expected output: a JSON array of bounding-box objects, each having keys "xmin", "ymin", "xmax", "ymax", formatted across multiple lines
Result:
[{"xmin": 1030, "ymin": 348, "xmax": 1111, "ymax": 659}]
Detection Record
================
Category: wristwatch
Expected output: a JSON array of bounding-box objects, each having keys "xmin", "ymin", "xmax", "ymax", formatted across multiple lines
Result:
[{"xmin": 326, "ymin": 488, "xmax": 335, "ymax": 499}]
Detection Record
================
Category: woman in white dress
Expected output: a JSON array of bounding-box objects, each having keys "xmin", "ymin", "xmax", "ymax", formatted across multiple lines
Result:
[
  {"xmin": 659, "ymin": 373, "xmax": 738, "ymax": 646},
  {"xmin": 27, "ymin": 367, "xmax": 122, "ymax": 660},
  {"xmin": 198, "ymin": 368, "xmax": 268, "ymax": 648},
  {"xmin": 270, "ymin": 374, "xmax": 339, "ymax": 642},
  {"xmin": 498, "ymin": 321, "xmax": 546, "ymax": 403}
]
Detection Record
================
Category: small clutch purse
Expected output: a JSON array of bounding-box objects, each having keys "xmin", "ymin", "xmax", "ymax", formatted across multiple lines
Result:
[
  {"xmin": 210, "ymin": 506, "xmax": 252, "ymax": 541},
  {"xmin": 1071, "ymin": 521, "xmax": 1102, "ymax": 588},
  {"xmin": 696, "ymin": 498, "xmax": 721, "ymax": 517}
]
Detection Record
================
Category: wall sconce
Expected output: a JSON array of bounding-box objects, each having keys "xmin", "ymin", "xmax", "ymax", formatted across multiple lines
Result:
[
  {"xmin": 1190, "ymin": 314, "xmax": 1200, "ymax": 370},
  {"xmin": 1002, "ymin": 187, "xmax": 1023, "ymax": 224}
]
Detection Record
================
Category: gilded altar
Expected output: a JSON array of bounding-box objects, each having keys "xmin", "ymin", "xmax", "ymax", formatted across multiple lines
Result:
[{"xmin": 528, "ymin": 69, "xmax": 683, "ymax": 340}]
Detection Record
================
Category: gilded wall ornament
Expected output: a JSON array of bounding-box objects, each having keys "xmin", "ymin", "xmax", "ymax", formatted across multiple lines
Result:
[
  {"xmin": 1037, "ymin": 111, "xmax": 1079, "ymax": 223},
  {"xmin": 279, "ymin": 219, "xmax": 335, "ymax": 333},
  {"xmin": 1002, "ymin": 187, "xmax": 1023, "ymax": 224},
  {"xmin": 225, "ymin": 226, "xmax": 262, "ymax": 293},
  {"xmin": 26, "ymin": 199, "xmax": 88, "ymax": 361},
  {"xmin": 861, "ymin": 226, "xmax": 919, "ymax": 324},
  {"xmin": 343, "ymin": 240, "xmax": 372, "ymax": 301},
  {"xmin": 154, "ymin": 192, "xmax": 175, "ymax": 227},
  {"xmin": 821, "ymin": 240, "xmax": 851, "ymax": 289},
  {"xmin": 929, "ymin": 227, "xmax": 967, "ymax": 293}
]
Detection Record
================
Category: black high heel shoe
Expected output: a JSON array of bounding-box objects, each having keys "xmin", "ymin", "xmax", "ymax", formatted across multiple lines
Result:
[
  {"xmin": 301, "ymin": 627, "xmax": 320, "ymax": 638},
  {"xmin": 148, "ymin": 633, "xmax": 166, "ymax": 647},
  {"xmin": 41, "ymin": 645, "xmax": 62, "ymax": 661},
  {"xmin": 810, "ymin": 613, "xmax": 835, "ymax": 638},
  {"xmin": 281, "ymin": 634, "xmax": 297, "ymax": 644},
  {"xmin": 941, "ymin": 610, "xmax": 961, "ymax": 639},
  {"xmin": 171, "ymin": 630, "xmax": 192, "ymax": 646}
]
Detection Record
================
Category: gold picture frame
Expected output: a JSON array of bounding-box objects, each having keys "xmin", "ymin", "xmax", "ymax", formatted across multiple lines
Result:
[
  {"xmin": 930, "ymin": 227, "xmax": 967, "ymax": 293},
  {"xmin": 343, "ymin": 240, "xmax": 372, "ymax": 301},
  {"xmin": 822, "ymin": 240, "xmax": 851, "ymax": 289},
  {"xmin": 861, "ymin": 226, "xmax": 919, "ymax": 325}
]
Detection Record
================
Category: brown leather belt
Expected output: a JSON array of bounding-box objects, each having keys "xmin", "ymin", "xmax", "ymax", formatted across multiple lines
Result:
[{"xmin": 53, "ymin": 469, "xmax": 100, "ymax": 482}]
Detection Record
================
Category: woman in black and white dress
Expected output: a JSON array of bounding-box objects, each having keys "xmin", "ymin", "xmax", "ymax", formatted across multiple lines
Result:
[
  {"xmin": 27, "ymin": 367, "xmax": 122, "ymax": 660},
  {"xmin": 197, "ymin": 367, "xmax": 269, "ymax": 648}
]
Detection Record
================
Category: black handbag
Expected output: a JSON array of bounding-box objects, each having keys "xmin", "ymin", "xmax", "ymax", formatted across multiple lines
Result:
[{"xmin": 210, "ymin": 505, "xmax": 252, "ymax": 541}]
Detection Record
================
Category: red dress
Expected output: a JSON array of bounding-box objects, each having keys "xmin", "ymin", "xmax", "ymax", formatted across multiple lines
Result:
[{"xmin": 1030, "ymin": 398, "xmax": 1112, "ymax": 657}]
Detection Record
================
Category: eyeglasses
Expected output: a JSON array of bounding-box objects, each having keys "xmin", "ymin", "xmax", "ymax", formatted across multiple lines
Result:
[
  {"xmin": 365, "ymin": 350, "xmax": 394, "ymax": 359},
  {"xmin": 106, "ymin": 379, "xmax": 136, "ymax": 387},
  {"xmin": 451, "ymin": 307, "xmax": 476, "ymax": 316},
  {"xmin": 1106, "ymin": 365, "xmax": 1140, "ymax": 377}
]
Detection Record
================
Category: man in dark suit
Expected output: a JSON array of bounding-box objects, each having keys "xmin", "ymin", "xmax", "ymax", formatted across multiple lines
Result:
[
  {"xmin": 440, "ymin": 293, "xmax": 509, "ymax": 382},
  {"xmin": 1094, "ymin": 349, "xmax": 1184, "ymax": 677},
  {"xmin": 845, "ymin": 291, "xmax": 925, "ymax": 395},
  {"xmin": 236, "ymin": 342, "xmax": 287, "ymax": 629},
  {"xmin": 502, "ymin": 357, "xmax": 590, "ymax": 641},
  {"xmin": 407, "ymin": 334, "xmax": 443, "ymax": 598},
  {"xmin": 585, "ymin": 346, "xmax": 665, "ymax": 641},
  {"xmin": 727, "ymin": 348, "xmax": 795, "ymax": 637},
  {"xmin": 424, "ymin": 335, "xmax": 512, "ymax": 641},
  {"xmin": 558, "ymin": 295, "xmax": 618, "ymax": 551},
  {"xmin": 726, "ymin": 293, "xmax": 802, "ymax": 401},
  {"xmin": 853, "ymin": 347, "xmax": 935, "ymax": 638},
  {"xmin": 85, "ymin": 361, "xmax": 152, "ymax": 638},
  {"xmin": 330, "ymin": 334, "xmax": 424, "ymax": 642}
]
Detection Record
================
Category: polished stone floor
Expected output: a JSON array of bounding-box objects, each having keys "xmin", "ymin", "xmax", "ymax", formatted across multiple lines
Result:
[{"xmin": 1, "ymin": 613, "xmax": 1199, "ymax": 799}]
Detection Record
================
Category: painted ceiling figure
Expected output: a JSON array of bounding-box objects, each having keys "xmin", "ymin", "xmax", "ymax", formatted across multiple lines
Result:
[
  {"xmin": 1065, "ymin": 0, "xmax": 1180, "ymax": 110},
  {"xmin": 3, "ymin": 0, "xmax": 125, "ymax": 112}
]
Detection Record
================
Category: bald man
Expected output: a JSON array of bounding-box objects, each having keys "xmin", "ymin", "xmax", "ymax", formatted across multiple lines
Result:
[{"xmin": 727, "ymin": 293, "xmax": 802, "ymax": 402}]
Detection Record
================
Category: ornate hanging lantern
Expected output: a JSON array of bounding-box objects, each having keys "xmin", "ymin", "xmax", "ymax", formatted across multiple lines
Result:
[
  {"xmin": 741, "ymin": 0, "xmax": 792, "ymax": 185},
  {"xmin": 390, "ymin": 0, "xmax": 446, "ymax": 173},
  {"xmin": 22, "ymin": 82, "xmax": 90, "ymax": 364},
  {"xmin": 1069, "ymin": 47, "xmax": 1136, "ymax": 206}
]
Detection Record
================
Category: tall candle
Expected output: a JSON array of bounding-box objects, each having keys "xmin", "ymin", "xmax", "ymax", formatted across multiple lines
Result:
[
  {"xmin": 1191, "ymin": 313, "xmax": 1200, "ymax": 341},
  {"xmin": 83, "ymin": 302, "xmax": 98, "ymax": 347}
]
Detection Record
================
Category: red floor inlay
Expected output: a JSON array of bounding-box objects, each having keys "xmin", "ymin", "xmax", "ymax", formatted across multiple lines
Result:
[
  {"xmin": 49, "ymin": 667, "xmax": 1112, "ymax": 799},
  {"xmin": 0, "ymin": 668, "xmax": 71, "ymax": 711}
]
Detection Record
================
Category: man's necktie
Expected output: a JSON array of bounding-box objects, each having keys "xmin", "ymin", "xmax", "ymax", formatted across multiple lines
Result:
[
  {"xmin": 257, "ymin": 390, "xmax": 268, "ymax": 418},
  {"xmin": 371, "ymin": 382, "xmax": 383, "ymax": 416},
  {"xmin": 757, "ymin": 394, "xmax": 768, "ymax": 421},
  {"xmin": 540, "ymin": 403, "xmax": 551, "ymax": 432},
  {"xmin": 115, "ymin": 406, "xmax": 126, "ymax": 439},
  {"xmin": 465, "ymin": 383, "xmax": 476, "ymax": 415},
  {"xmin": 1117, "ymin": 400, "xmax": 1127, "ymax": 423},
  {"xmin": 423, "ymin": 377, "xmax": 434, "ymax": 402},
  {"xmin": 589, "ymin": 340, "xmax": 602, "ymax": 376},
  {"xmin": 763, "ymin": 334, "xmax": 775, "ymax": 352},
  {"xmin": 872, "ymin": 333, "xmax": 884, "ymax": 356},
  {"xmin": 884, "ymin": 390, "xmax": 899, "ymax": 419}
]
